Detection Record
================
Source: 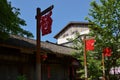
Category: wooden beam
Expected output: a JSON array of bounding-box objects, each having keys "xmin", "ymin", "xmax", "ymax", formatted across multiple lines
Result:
[
  {"xmin": 84, "ymin": 35, "xmax": 88, "ymax": 80},
  {"xmin": 36, "ymin": 8, "xmax": 41, "ymax": 80},
  {"xmin": 41, "ymin": 5, "xmax": 54, "ymax": 16},
  {"xmin": 0, "ymin": 44, "xmax": 35, "ymax": 54}
]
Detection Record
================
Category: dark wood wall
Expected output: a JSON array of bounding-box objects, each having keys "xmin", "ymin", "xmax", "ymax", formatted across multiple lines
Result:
[
  {"xmin": 0, "ymin": 46, "xmax": 76, "ymax": 80},
  {"xmin": 0, "ymin": 46, "xmax": 35, "ymax": 80}
]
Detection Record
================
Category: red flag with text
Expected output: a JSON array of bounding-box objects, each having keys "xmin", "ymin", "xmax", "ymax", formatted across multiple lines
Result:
[
  {"xmin": 40, "ymin": 11, "xmax": 53, "ymax": 36},
  {"xmin": 103, "ymin": 47, "xmax": 112, "ymax": 57},
  {"xmin": 85, "ymin": 39, "xmax": 95, "ymax": 51}
]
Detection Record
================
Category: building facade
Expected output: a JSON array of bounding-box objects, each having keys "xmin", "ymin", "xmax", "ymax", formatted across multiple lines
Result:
[
  {"xmin": 0, "ymin": 35, "xmax": 79, "ymax": 80},
  {"xmin": 54, "ymin": 22, "xmax": 91, "ymax": 47}
]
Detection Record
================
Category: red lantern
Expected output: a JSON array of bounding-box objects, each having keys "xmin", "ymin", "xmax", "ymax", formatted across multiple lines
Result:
[{"xmin": 41, "ymin": 54, "xmax": 47, "ymax": 61}]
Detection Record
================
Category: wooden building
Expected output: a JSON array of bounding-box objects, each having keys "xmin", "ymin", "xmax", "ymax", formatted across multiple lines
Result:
[{"xmin": 0, "ymin": 35, "xmax": 79, "ymax": 80}]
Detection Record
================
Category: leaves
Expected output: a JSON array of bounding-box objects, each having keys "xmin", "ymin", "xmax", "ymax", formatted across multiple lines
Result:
[
  {"xmin": 0, "ymin": 0, "xmax": 33, "ymax": 39},
  {"xmin": 86, "ymin": 0, "xmax": 120, "ymax": 79},
  {"xmin": 72, "ymin": 0, "xmax": 120, "ymax": 79}
]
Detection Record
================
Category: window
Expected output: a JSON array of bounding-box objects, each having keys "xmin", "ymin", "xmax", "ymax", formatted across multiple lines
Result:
[
  {"xmin": 63, "ymin": 33, "xmax": 68, "ymax": 38},
  {"xmin": 71, "ymin": 30, "xmax": 78, "ymax": 35}
]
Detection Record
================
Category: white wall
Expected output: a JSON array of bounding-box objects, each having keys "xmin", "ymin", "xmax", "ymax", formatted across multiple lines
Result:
[{"xmin": 57, "ymin": 29, "xmax": 89, "ymax": 44}]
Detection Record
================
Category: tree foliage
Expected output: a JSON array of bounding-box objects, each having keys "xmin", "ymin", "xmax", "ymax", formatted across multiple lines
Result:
[
  {"xmin": 72, "ymin": 0, "xmax": 120, "ymax": 79},
  {"xmin": 0, "ymin": 0, "xmax": 33, "ymax": 39},
  {"xmin": 85, "ymin": 0, "xmax": 120, "ymax": 79},
  {"xmin": 71, "ymin": 34, "xmax": 102, "ymax": 80}
]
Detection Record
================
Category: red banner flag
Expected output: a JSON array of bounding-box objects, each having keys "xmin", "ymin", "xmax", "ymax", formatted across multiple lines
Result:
[
  {"xmin": 85, "ymin": 39, "xmax": 95, "ymax": 51},
  {"xmin": 103, "ymin": 47, "xmax": 112, "ymax": 57},
  {"xmin": 41, "ymin": 11, "xmax": 53, "ymax": 36}
]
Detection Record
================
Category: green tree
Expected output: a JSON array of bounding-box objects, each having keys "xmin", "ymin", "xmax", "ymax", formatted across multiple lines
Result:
[
  {"xmin": 71, "ymin": 34, "xmax": 102, "ymax": 80},
  {"xmin": 85, "ymin": 0, "xmax": 120, "ymax": 79},
  {"xmin": 0, "ymin": 0, "xmax": 33, "ymax": 39}
]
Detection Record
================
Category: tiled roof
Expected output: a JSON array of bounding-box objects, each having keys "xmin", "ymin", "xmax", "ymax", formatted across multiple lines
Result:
[{"xmin": 0, "ymin": 35, "xmax": 77, "ymax": 56}]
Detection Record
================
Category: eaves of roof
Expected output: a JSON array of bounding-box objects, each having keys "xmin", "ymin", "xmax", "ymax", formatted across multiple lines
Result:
[
  {"xmin": 0, "ymin": 35, "xmax": 77, "ymax": 56},
  {"xmin": 54, "ymin": 21, "xmax": 91, "ymax": 39}
]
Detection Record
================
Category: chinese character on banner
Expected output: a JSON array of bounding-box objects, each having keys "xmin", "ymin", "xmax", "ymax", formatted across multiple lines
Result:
[
  {"xmin": 85, "ymin": 39, "xmax": 95, "ymax": 51},
  {"xmin": 40, "ymin": 11, "xmax": 53, "ymax": 36},
  {"xmin": 103, "ymin": 47, "xmax": 112, "ymax": 57}
]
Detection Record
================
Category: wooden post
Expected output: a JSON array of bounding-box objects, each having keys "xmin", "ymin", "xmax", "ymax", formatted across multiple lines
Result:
[
  {"xmin": 36, "ymin": 8, "xmax": 41, "ymax": 80},
  {"xmin": 102, "ymin": 53, "xmax": 105, "ymax": 80},
  {"xmin": 35, "ymin": 5, "xmax": 54, "ymax": 80},
  {"xmin": 83, "ymin": 35, "xmax": 88, "ymax": 80}
]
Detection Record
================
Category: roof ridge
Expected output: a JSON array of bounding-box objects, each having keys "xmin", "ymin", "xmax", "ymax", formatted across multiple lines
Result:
[{"xmin": 45, "ymin": 40, "xmax": 75, "ymax": 49}]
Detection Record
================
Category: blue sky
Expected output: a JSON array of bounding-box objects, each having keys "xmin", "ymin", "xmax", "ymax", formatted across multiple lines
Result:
[{"xmin": 10, "ymin": 0, "xmax": 96, "ymax": 43}]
